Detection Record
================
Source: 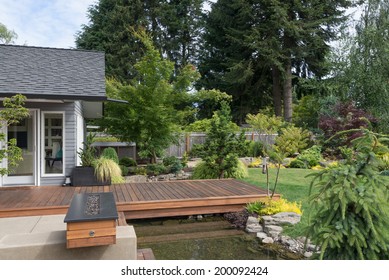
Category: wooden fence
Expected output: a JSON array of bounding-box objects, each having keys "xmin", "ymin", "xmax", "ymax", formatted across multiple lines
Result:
[{"xmin": 164, "ymin": 132, "xmax": 277, "ymax": 158}]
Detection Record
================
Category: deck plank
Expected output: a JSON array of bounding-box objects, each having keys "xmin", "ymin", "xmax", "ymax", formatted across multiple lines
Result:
[{"xmin": 0, "ymin": 179, "xmax": 275, "ymax": 219}]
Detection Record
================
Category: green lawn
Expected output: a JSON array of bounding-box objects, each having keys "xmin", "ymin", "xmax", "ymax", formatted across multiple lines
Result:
[
  {"xmin": 242, "ymin": 167, "xmax": 318, "ymax": 237},
  {"xmin": 242, "ymin": 167, "xmax": 389, "ymax": 240}
]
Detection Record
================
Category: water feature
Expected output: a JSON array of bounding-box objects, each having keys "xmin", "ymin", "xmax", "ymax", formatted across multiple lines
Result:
[{"xmin": 130, "ymin": 215, "xmax": 302, "ymax": 260}]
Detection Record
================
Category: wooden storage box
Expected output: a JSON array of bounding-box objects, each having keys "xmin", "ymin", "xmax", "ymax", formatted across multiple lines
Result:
[{"xmin": 64, "ymin": 192, "xmax": 118, "ymax": 249}]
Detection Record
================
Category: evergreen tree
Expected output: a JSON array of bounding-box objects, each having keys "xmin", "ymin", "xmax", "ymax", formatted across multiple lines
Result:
[
  {"xmin": 199, "ymin": 0, "xmax": 352, "ymax": 122},
  {"xmin": 75, "ymin": 0, "xmax": 205, "ymax": 82}
]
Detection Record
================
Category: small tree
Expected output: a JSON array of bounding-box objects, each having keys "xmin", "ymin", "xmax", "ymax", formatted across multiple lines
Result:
[
  {"xmin": 306, "ymin": 129, "xmax": 389, "ymax": 259},
  {"xmin": 0, "ymin": 94, "xmax": 29, "ymax": 175},
  {"xmin": 197, "ymin": 102, "xmax": 247, "ymax": 179}
]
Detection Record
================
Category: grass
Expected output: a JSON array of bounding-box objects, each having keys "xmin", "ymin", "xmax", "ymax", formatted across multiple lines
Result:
[
  {"xmin": 242, "ymin": 167, "xmax": 318, "ymax": 237},
  {"xmin": 242, "ymin": 167, "xmax": 389, "ymax": 241}
]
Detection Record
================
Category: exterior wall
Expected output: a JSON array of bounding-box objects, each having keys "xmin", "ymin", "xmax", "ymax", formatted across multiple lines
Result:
[{"xmin": 24, "ymin": 101, "xmax": 80, "ymax": 186}]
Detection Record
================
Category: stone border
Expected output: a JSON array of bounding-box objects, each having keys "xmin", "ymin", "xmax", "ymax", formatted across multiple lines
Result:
[{"xmin": 245, "ymin": 212, "xmax": 319, "ymax": 258}]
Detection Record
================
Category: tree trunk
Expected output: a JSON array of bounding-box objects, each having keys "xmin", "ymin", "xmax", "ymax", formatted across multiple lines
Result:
[
  {"xmin": 272, "ymin": 66, "xmax": 282, "ymax": 117},
  {"xmin": 283, "ymin": 57, "xmax": 293, "ymax": 122}
]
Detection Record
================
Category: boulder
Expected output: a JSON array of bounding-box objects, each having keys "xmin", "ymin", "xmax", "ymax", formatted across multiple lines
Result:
[
  {"xmin": 246, "ymin": 225, "xmax": 263, "ymax": 233},
  {"xmin": 262, "ymin": 237, "xmax": 274, "ymax": 244},
  {"xmin": 256, "ymin": 232, "xmax": 268, "ymax": 240},
  {"xmin": 271, "ymin": 212, "xmax": 301, "ymax": 226}
]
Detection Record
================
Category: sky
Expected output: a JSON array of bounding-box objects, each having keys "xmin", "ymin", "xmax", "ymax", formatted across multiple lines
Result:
[{"xmin": 0, "ymin": 0, "xmax": 97, "ymax": 48}]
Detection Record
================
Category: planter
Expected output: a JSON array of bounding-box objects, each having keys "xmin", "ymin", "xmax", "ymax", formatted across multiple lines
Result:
[{"xmin": 71, "ymin": 166, "xmax": 110, "ymax": 186}]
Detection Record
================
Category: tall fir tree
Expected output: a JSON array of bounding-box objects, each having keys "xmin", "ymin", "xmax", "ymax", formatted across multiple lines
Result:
[
  {"xmin": 75, "ymin": 0, "xmax": 205, "ymax": 82},
  {"xmin": 199, "ymin": 0, "xmax": 352, "ymax": 122}
]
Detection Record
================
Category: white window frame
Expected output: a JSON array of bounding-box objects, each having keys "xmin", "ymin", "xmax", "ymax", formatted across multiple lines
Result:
[{"xmin": 41, "ymin": 111, "xmax": 65, "ymax": 177}]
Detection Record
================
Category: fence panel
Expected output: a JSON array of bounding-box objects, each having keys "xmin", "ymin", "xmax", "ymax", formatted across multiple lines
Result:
[{"xmin": 164, "ymin": 132, "xmax": 277, "ymax": 158}]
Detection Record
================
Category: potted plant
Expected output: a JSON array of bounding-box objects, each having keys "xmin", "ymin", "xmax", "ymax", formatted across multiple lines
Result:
[{"xmin": 71, "ymin": 133, "xmax": 106, "ymax": 186}]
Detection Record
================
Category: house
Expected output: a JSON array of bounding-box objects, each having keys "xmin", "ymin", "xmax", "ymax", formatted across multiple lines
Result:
[{"xmin": 0, "ymin": 44, "xmax": 106, "ymax": 186}]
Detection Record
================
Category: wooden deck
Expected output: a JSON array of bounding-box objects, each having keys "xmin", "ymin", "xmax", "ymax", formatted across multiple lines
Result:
[{"xmin": 0, "ymin": 179, "xmax": 276, "ymax": 220}]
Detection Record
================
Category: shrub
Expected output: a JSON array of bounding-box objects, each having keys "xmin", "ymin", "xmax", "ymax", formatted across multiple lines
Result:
[
  {"xmin": 247, "ymin": 141, "xmax": 264, "ymax": 157},
  {"xmin": 274, "ymin": 126, "xmax": 311, "ymax": 156},
  {"xmin": 77, "ymin": 133, "xmax": 97, "ymax": 167},
  {"xmin": 192, "ymin": 159, "xmax": 248, "ymax": 179},
  {"xmin": 147, "ymin": 163, "xmax": 168, "ymax": 175},
  {"xmin": 135, "ymin": 167, "xmax": 147, "ymax": 175},
  {"xmin": 289, "ymin": 159, "xmax": 307, "ymax": 169},
  {"xmin": 120, "ymin": 165, "xmax": 129, "ymax": 176},
  {"xmin": 119, "ymin": 157, "xmax": 137, "ymax": 167},
  {"xmin": 93, "ymin": 157, "xmax": 123, "ymax": 184},
  {"xmin": 306, "ymin": 129, "xmax": 389, "ymax": 259},
  {"xmin": 162, "ymin": 156, "xmax": 183, "ymax": 173},
  {"xmin": 246, "ymin": 198, "xmax": 302, "ymax": 216},
  {"xmin": 295, "ymin": 145, "xmax": 322, "ymax": 168},
  {"xmin": 101, "ymin": 147, "xmax": 119, "ymax": 164},
  {"xmin": 247, "ymin": 157, "xmax": 262, "ymax": 168}
]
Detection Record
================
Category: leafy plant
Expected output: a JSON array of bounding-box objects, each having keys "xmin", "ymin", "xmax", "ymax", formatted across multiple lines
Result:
[
  {"xmin": 247, "ymin": 141, "xmax": 264, "ymax": 157},
  {"xmin": 192, "ymin": 159, "xmax": 248, "ymax": 180},
  {"xmin": 0, "ymin": 94, "xmax": 30, "ymax": 175},
  {"xmin": 306, "ymin": 129, "xmax": 389, "ymax": 260},
  {"xmin": 246, "ymin": 198, "xmax": 302, "ymax": 216},
  {"xmin": 119, "ymin": 157, "xmax": 137, "ymax": 167},
  {"xmin": 162, "ymin": 156, "xmax": 183, "ymax": 174},
  {"xmin": 120, "ymin": 165, "xmax": 129, "ymax": 176},
  {"xmin": 274, "ymin": 126, "xmax": 311, "ymax": 156},
  {"xmin": 101, "ymin": 147, "xmax": 119, "ymax": 164},
  {"xmin": 135, "ymin": 167, "xmax": 147, "ymax": 176},
  {"xmin": 293, "ymin": 145, "xmax": 322, "ymax": 169},
  {"xmin": 93, "ymin": 157, "xmax": 123, "ymax": 184},
  {"xmin": 146, "ymin": 163, "xmax": 168, "ymax": 176},
  {"xmin": 77, "ymin": 133, "xmax": 97, "ymax": 167},
  {"xmin": 246, "ymin": 112, "xmax": 285, "ymax": 134}
]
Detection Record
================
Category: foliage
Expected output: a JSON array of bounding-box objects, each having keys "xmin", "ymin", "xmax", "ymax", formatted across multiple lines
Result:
[
  {"xmin": 199, "ymin": 0, "xmax": 352, "ymax": 121},
  {"xmin": 305, "ymin": 129, "xmax": 389, "ymax": 259},
  {"xmin": 246, "ymin": 198, "xmax": 302, "ymax": 216},
  {"xmin": 274, "ymin": 126, "xmax": 311, "ymax": 156},
  {"xmin": 293, "ymin": 145, "xmax": 322, "ymax": 169},
  {"xmin": 247, "ymin": 141, "xmax": 264, "ymax": 158},
  {"xmin": 76, "ymin": 0, "xmax": 205, "ymax": 81},
  {"xmin": 162, "ymin": 156, "xmax": 183, "ymax": 174},
  {"xmin": 93, "ymin": 157, "xmax": 124, "ymax": 184},
  {"xmin": 379, "ymin": 153, "xmax": 389, "ymax": 171},
  {"xmin": 181, "ymin": 152, "xmax": 189, "ymax": 168},
  {"xmin": 185, "ymin": 117, "xmax": 239, "ymax": 132},
  {"xmin": 192, "ymin": 159, "xmax": 248, "ymax": 180},
  {"xmin": 101, "ymin": 147, "xmax": 119, "ymax": 164},
  {"xmin": 120, "ymin": 165, "xmax": 129, "ymax": 176},
  {"xmin": 100, "ymin": 29, "xmax": 199, "ymax": 163},
  {"xmin": 327, "ymin": 0, "xmax": 389, "ymax": 133},
  {"xmin": 246, "ymin": 112, "xmax": 285, "ymax": 134},
  {"xmin": 77, "ymin": 133, "xmax": 97, "ymax": 167},
  {"xmin": 94, "ymin": 136, "xmax": 119, "ymax": 142},
  {"xmin": 247, "ymin": 157, "xmax": 262, "ymax": 168},
  {"xmin": 194, "ymin": 102, "xmax": 248, "ymax": 179},
  {"xmin": 135, "ymin": 167, "xmax": 147, "ymax": 176},
  {"xmin": 0, "ymin": 95, "xmax": 30, "ymax": 175},
  {"xmin": 293, "ymin": 95, "xmax": 320, "ymax": 130},
  {"xmin": 146, "ymin": 163, "xmax": 168, "ymax": 176},
  {"xmin": 289, "ymin": 159, "xmax": 307, "ymax": 169},
  {"xmin": 318, "ymin": 102, "xmax": 376, "ymax": 156},
  {"xmin": 0, "ymin": 22, "xmax": 17, "ymax": 44},
  {"xmin": 119, "ymin": 157, "xmax": 137, "ymax": 167}
]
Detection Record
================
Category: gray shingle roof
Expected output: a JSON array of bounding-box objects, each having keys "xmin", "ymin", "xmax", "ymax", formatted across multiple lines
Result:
[{"xmin": 0, "ymin": 44, "xmax": 106, "ymax": 101}]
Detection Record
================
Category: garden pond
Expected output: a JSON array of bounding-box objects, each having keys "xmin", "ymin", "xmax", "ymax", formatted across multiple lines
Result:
[{"xmin": 130, "ymin": 215, "xmax": 303, "ymax": 260}]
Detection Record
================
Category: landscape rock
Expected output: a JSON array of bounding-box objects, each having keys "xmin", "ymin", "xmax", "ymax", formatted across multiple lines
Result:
[
  {"xmin": 304, "ymin": 252, "xmax": 313, "ymax": 258},
  {"xmin": 256, "ymin": 232, "xmax": 268, "ymax": 240},
  {"xmin": 271, "ymin": 212, "xmax": 301, "ymax": 225},
  {"xmin": 264, "ymin": 225, "xmax": 283, "ymax": 234},
  {"xmin": 262, "ymin": 237, "xmax": 274, "ymax": 244},
  {"xmin": 246, "ymin": 216, "xmax": 260, "ymax": 226},
  {"xmin": 246, "ymin": 225, "xmax": 263, "ymax": 233}
]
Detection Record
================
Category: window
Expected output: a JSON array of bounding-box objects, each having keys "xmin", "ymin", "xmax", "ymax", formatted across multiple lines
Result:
[{"xmin": 43, "ymin": 112, "xmax": 64, "ymax": 175}]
